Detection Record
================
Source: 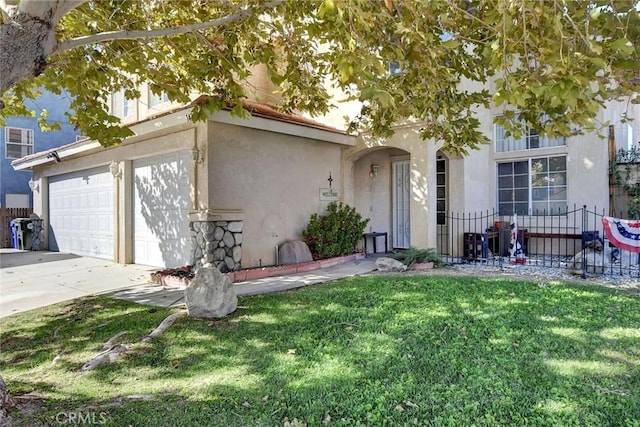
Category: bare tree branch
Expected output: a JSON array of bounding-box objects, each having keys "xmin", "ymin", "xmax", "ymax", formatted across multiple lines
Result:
[
  {"xmin": 55, "ymin": 0, "xmax": 284, "ymax": 54},
  {"xmin": 0, "ymin": 0, "xmax": 15, "ymax": 24},
  {"xmin": 51, "ymin": 0, "xmax": 89, "ymax": 24},
  {"xmin": 14, "ymin": 0, "xmax": 87, "ymax": 23}
]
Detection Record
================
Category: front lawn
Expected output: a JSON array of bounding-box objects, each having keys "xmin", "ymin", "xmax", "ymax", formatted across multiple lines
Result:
[{"xmin": 1, "ymin": 275, "xmax": 639, "ymax": 426}]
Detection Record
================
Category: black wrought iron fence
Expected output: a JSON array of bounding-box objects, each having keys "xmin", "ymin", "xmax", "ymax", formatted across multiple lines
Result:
[{"xmin": 436, "ymin": 205, "xmax": 640, "ymax": 279}]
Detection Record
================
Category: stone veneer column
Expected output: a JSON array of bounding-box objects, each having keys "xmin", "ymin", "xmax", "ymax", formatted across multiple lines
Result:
[
  {"xmin": 29, "ymin": 214, "xmax": 44, "ymax": 251},
  {"xmin": 189, "ymin": 210, "xmax": 244, "ymax": 272}
]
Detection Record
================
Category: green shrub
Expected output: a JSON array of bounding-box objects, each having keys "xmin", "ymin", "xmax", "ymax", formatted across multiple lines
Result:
[
  {"xmin": 389, "ymin": 247, "xmax": 442, "ymax": 267},
  {"xmin": 302, "ymin": 202, "xmax": 369, "ymax": 260}
]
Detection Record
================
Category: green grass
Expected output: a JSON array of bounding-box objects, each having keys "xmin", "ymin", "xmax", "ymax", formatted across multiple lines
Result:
[{"xmin": 1, "ymin": 275, "xmax": 639, "ymax": 426}]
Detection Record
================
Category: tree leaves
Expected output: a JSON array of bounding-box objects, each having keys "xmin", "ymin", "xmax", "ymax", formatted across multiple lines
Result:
[{"xmin": 0, "ymin": 0, "xmax": 638, "ymax": 153}]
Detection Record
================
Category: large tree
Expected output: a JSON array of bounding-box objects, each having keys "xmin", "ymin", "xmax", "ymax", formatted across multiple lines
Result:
[{"xmin": 1, "ymin": 0, "xmax": 638, "ymax": 154}]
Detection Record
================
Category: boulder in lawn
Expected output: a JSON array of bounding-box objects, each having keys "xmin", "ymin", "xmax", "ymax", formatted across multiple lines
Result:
[{"xmin": 185, "ymin": 265, "xmax": 237, "ymax": 318}]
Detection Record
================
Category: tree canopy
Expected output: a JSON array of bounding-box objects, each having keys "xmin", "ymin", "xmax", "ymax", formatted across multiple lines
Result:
[{"xmin": 1, "ymin": 0, "xmax": 638, "ymax": 154}]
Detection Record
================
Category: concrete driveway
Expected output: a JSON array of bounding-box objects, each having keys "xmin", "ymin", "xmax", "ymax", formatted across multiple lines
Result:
[
  {"xmin": 1, "ymin": 249, "xmax": 379, "ymax": 319},
  {"xmin": 0, "ymin": 249, "xmax": 155, "ymax": 318}
]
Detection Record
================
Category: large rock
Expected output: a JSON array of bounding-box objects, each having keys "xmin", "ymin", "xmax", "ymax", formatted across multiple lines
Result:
[
  {"xmin": 185, "ymin": 265, "xmax": 237, "ymax": 318},
  {"xmin": 278, "ymin": 240, "xmax": 313, "ymax": 265},
  {"xmin": 375, "ymin": 257, "xmax": 408, "ymax": 272},
  {"xmin": 568, "ymin": 247, "xmax": 613, "ymax": 275},
  {"xmin": 615, "ymin": 248, "xmax": 640, "ymax": 267}
]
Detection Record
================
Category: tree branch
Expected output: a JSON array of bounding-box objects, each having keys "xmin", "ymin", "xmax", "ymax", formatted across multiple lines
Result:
[
  {"xmin": 16, "ymin": 0, "xmax": 87, "ymax": 23},
  {"xmin": 52, "ymin": 0, "xmax": 89, "ymax": 24},
  {"xmin": 0, "ymin": 0, "xmax": 14, "ymax": 24},
  {"xmin": 55, "ymin": 0, "xmax": 284, "ymax": 54}
]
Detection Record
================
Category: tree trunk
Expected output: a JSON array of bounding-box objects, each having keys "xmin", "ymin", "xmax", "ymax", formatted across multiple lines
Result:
[
  {"xmin": 0, "ymin": 13, "xmax": 58, "ymax": 95},
  {"xmin": 0, "ymin": 374, "xmax": 15, "ymax": 422},
  {"xmin": 1, "ymin": 0, "xmax": 88, "ymax": 96}
]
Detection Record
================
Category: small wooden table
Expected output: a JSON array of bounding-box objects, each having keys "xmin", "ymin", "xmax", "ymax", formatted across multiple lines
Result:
[{"xmin": 363, "ymin": 232, "xmax": 388, "ymax": 256}]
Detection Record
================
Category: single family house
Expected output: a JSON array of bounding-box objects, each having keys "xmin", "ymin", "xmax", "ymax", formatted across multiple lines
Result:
[{"xmin": 12, "ymin": 76, "xmax": 639, "ymax": 269}]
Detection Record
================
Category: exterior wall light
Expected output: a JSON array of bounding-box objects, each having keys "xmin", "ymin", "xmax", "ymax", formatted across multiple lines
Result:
[
  {"xmin": 28, "ymin": 178, "xmax": 39, "ymax": 192},
  {"xmin": 109, "ymin": 160, "xmax": 122, "ymax": 178},
  {"xmin": 369, "ymin": 164, "xmax": 380, "ymax": 178}
]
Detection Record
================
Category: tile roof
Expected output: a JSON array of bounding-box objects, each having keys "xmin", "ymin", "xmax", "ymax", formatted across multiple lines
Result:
[{"xmin": 12, "ymin": 98, "xmax": 347, "ymax": 166}]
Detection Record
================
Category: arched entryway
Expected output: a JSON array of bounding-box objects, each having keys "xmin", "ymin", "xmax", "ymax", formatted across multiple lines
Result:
[
  {"xmin": 342, "ymin": 129, "xmax": 440, "ymax": 253},
  {"xmin": 347, "ymin": 147, "xmax": 412, "ymax": 253}
]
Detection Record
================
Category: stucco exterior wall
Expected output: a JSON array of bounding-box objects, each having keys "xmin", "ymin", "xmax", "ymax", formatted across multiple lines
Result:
[
  {"xmin": 565, "ymin": 133, "xmax": 609, "ymax": 210},
  {"xmin": 207, "ymin": 121, "xmax": 346, "ymax": 267},
  {"xmin": 489, "ymin": 102, "xmax": 619, "ymax": 216}
]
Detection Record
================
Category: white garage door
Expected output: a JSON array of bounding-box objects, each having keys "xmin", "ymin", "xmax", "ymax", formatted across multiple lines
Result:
[
  {"xmin": 133, "ymin": 152, "xmax": 193, "ymax": 268},
  {"xmin": 48, "ymin": 167, "xmax": 114, "ymax": 259}
]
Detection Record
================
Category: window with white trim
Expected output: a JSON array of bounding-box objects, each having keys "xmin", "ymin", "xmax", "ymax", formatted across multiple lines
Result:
[
  {"xmin": 5, "ymin": 127, "xmax": 34, "ymax": 159},
  {"xmin": 111, "ymin": 89, "xmax": 134, "ymax": 118},
  {"xmin": 436, "ymin": 158, "xmax": 447, "ymax": 225},
  {"xmin": 148, "ymin": 89, "xmax": 169, "ymax": 107},
  {"xmin": 497, "ymin": 156, "xmax": 567, "ymax": 216},
  {"xmin": 387, "ymin": 61, "xmax": 403, "ymax": 76},
  {"xmin": 5, "ymin": 193, "xmax": 30, "ymax": 208},
  {"xmin": 495, "ymin": 120, "xmax": 566, "ymax": 152}
]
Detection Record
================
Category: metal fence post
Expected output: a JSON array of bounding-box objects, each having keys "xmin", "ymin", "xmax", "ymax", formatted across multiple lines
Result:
[{"xmin": 581, "ymin": 205, "xmax": 587, "ymax": 279}]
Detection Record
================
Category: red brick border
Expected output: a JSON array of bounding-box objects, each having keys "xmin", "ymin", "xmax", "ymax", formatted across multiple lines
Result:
[{"xmin": 150, "ymin": 253, "xmax": 365, "ymax": 287}]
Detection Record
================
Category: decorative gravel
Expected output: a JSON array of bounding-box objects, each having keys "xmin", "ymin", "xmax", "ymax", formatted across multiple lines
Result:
[{"xmin": 437, "ymin": 256, "xmax": 640, "ymax": 294}]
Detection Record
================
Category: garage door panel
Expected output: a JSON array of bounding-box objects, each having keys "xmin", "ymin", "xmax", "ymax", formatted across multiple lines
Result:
[
  {"xmin": 48, "ymin": 167, "xmax": 114, "ymax": 259},
  {"xmin": 133, "ymin": 151, "xmax": 193, "ymax": 268}
]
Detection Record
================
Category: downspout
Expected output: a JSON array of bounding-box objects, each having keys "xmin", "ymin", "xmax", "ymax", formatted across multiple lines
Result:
[
  {"xmin": 192, "ymin": 126, "xmax": 199, "ymax": 210},
  {"xmin": 608, "ymin": 125, "xmax": 616, "ymax": 217}
]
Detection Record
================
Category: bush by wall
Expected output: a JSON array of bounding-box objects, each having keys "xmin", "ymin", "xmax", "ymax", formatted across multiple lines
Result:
[{"xmin": 302, "ymin": 202, "xmax": 369, "ymax": 260}]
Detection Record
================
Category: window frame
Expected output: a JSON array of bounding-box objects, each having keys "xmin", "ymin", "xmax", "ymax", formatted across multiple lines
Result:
[
  {"xmin": 436, "ymin": 158, "xmax": 447, "ymax": 225},
  {"xmin": 497, "ymin": 155, "xmax": 567, "ymax": 216},
  {"xmin": 111, "ymin": 89, "xmax": 134, "ymax": 119},
  {"xmin": 4, "ymin": 127, "xmax": 34, "ymax": 159},
  {"xmin": 148, "ymin": 89, "xmax": 170, "ymax": 108},
  {"xmin": 494, "ymin": 118, "xmax": 567, "ymax": 153}
]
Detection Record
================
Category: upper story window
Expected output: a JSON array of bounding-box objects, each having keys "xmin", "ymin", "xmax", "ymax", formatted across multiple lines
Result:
[
  {"xmin": 111, "ymin": 89, "xmax": 134, "ymax": 119},
  {"xmin": 495, "ymin": 119, "xmax": 566, "ymax": 153},
  {"xmin": 148, "ymin": 89, "xmax": 169, "ymax": 107},
  {"xmin": 387, "ymin": 61, "xmax": 403, "ymax": 77},
  {"xmin": 5, "ymin": 127, "xmax": 34, "ymax": 159}
]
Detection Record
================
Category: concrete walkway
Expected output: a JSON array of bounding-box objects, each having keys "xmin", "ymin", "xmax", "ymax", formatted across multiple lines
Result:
[
  {"xmin": 1, "ymin": 249, "xmax": 377, "ymax": 317},
  {"xmin": 106, "ymin": 258, "xmax": 377, "ymax": 308}
]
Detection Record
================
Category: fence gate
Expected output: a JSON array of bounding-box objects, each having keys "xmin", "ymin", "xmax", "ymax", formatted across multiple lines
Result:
[{"xmin": 1, "ymin": 208, "xmax": 33, "ymax": 248}]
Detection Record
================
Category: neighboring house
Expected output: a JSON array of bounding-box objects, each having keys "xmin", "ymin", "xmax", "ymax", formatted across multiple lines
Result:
[
  {"xmin": 12, "ymin": 77, "xmax": 639, "ymax": 269},
  {"xmin": 1, "ymin": 90, "xmax": 81, "ymax": 208}
]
